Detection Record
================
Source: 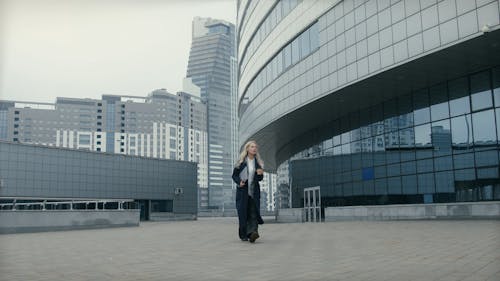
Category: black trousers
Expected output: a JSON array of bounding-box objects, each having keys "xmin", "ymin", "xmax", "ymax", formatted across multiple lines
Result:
[{"xmin": 246, "ymin": 196, "xmax": 258, "ymax": 236}]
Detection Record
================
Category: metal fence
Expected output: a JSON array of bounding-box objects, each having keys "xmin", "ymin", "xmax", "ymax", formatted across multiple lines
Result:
[{"xmin": 0, "ymin": 198, "xmax": 138, "ymax": 211}]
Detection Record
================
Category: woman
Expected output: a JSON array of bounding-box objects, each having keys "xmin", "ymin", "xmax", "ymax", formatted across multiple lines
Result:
[{"xmin": 232, "ymin": 140, "xmax": 265, "ymax": 243}]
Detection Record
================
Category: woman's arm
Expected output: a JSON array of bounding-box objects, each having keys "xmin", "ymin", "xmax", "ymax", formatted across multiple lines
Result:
[
  {"xmin": 232, "ymin": 166, "xmax": 241, "ymax": 185},
  {"xmin": 256, "ymin": 168, "xmax": 264, "ymax": 181}
]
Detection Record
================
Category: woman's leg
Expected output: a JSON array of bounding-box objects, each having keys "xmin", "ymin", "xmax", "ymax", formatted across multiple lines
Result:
[{"xmin": 246, "ymin": 197, "xmax": 259, "ymax": 242}]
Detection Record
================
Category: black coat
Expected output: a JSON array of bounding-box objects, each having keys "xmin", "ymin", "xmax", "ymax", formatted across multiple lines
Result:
[{"xmin": 232, "ymin": 159, "xmax": 264, "ymax": 238}]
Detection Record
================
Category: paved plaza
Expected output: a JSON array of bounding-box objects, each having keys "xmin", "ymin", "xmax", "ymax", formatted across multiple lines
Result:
[{"xmin": 0, "ymin": 217, "xmax": 499, "ymax": 281}]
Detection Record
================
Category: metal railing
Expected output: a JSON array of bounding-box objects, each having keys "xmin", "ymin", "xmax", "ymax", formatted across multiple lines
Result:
[{"xmin": 0, "ymin": 199, "xmax": 138, "ymax": 211}]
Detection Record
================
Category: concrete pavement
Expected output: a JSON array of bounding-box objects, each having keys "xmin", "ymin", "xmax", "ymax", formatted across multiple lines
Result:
[{"xmin": 0, "ymin": 218, "xmax": 499, "ymax": 281}]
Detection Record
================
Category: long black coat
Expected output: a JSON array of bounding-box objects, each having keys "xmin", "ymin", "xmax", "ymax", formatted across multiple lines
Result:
[{"xmin": 232, "ymin": 159, "xmax": 264, "ymax": 239}]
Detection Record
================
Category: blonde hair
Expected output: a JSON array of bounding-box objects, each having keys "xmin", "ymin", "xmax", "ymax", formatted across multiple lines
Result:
[{"xmin": 236, "ymin": 140, "xmax": 264, "ymax": 168}]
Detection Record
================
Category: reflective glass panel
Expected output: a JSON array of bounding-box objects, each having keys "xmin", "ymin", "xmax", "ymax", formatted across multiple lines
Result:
[
  {"xmin": 399, "ymin": 128, "xmax": 415, "ymax": 147},
  {"xmin": 496, "ymin": 109, "xmax": 500, "ymax": 144},
  {"xmin": 301, "ymin": 29, "xmax": 311, "ymax": 57},
  {"xmin": 471, "ymin": 91, "xmax": 493, "ymax": 111},
  {"xmin": 415, "ymin": 123, "xmax": 431, "ymax": 147},
  {"xmin": 493, "ymin": 67, "xmax": 500, "ymax": 107},
  {"xmin": 431, "ymin": 119, "xmax": 451, "ymax": 155},
  {"xmin": 414, "ymin": 107, "xmax": 430, "ymax": 125},
  {"xmin": 431, "ymin": 102, "xmax": 449, "ymax": 121},
  {"xmin": 341, "ymin": 131, "xmax": 351, "ymax": 144},
  {"xmin": 284, "ymin": 45, "xmax": 291, "ymax": 68},
  {"xmin": 451, "ymin": 114, "xmax": 473, "ymax": 148},
  {"xmin": 471, "ymin": 71, "xmax": 492, "ymax": 111},
  {"xmin": 291, "ymin": 38, "xmax": 300, "ymax": 64},
  {"xmin": 449, "ymin": 96, "xmax": 470, "ymax": 117},
  {"xmin": 310, "ymin": 22, "xmax": 319, "ymax": 50},
  {"xmin": 472, "ymin": 109, "xmax": 496, "ymax": 146}
]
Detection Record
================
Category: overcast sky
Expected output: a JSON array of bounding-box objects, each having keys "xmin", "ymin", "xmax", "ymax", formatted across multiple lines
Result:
[{"xmin": 0, "ymin": 0, "xmax": 236, "ymax": 103}]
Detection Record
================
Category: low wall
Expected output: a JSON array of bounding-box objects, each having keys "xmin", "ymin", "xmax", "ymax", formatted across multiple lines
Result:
[
  {"xmin": 276, "ymin": 208, "xmax": 304, "ymax": 223},
  {"xmin": 150, "ymin": 212, "xmax": 197, "ymax": 221},
  {"xmin": 197, "ymin": 210, "xmax": 275, "ymax": 217},
  {"xmin": 0, "ymin": 210, "xmax": 140, "ymax": 234},
  {"xmin": 325, "ymin": 201, "xmax": 500, "ymax": 221}
]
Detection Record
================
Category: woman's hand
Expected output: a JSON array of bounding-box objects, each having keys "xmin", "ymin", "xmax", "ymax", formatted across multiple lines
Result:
[
  {"xmin": 240, "ymin": 180, "xmax": 246, "ymax": 187},
  {"xmin": 256, "ymin": 168, "xmax": 264, "ymax": 175}
]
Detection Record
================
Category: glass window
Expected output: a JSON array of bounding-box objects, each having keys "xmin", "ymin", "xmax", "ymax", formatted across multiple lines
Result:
[
  {"xmin": 496, "ymin": 109, "xmax": 500, "ymax": 144},
  {"xmin": 270, "ymin": 7, "xmax": 277, "ymax": 27},
  {"xmin": 402, "ymin": 175, "xmax": 417, "ymax": 194},
  {"xmin": 431, "ymin": 102, "xmax": 449, "ymax": 121},
  {"xmin": 276, "ymin": 1, "xmax": 283, "ymax": 21},
  {"xmin": 471, "ymin": 91, "xmax": 493, "ymax": 111},
  {"xmin": 431, "ymin": 119, "xmax": 451, "ymax": 155},
  {"xmin": 333, "ymin": 135, "xmax": 341, "ymax": 146},
  {"xmin": 399, "ymin": 128, "xmax": 415, "ymax": 147},
  {"xmin": 341, "ymin": 143, "xmax": 351, "ymax": 155},
  {"xmin": 310, "ymin": 22, "xmax": 319, "ymax": 50},
  {"xmin": 475, "ymin": 150, "xmax": 499, "ymax": 167},
  {"xmin": 417, "ymin": 159, "xmax": 433, "ymax": 173},
  {"xmin": 449, "ymin": 76, "xmax": 469, "ymax": 99},
  {"xmin": 301, "ymin": 29, "xmax": 311, "ymax": 58},
  {"xmin": 493, "ymin": 66, "xmax": 500, "ymax": 107},
  {"xmin": 413, "ymin": 89, "xmax": 430, "ymax": 125},
  {"xmin": 283, "ymin": 0, "xmax": 291, "ymax": 15},
  {"xmin": 398, "ymin": 94, "xmax": 413, "ymax": 115},
  {"xmin": 283, "ymin": 45, "xmax": 291, "ymax": 69},
  {"xmin": 451, "ymin": 114, "xmax": 473, "ymax": 152},
  {"xmin": 415, "ymin": 123, "xmax": 431, "ymax": 147},
  {"xmin": 470, "ymin": 71, "xmax": 492, "ymax": 111},
  {"xmin": 276, "ymin": 50, "xmax": 283, "ymax": 74},
  {"xmin": 413, "ymin": 88, "xmax": 429, "ymax": 109},
  {"xmin": 454, "ymin": 168, "xmax": 475, "ymax": 181},
  {"xmin": 472, "ymin": 109, "xmax": 496, "ymax": 146},
  {"xmin": 414, "ymin": 108, "xmax": 430, "ymax": 125},
  {"xmin": 291, "ymin": 38, "xmax": 300, "ymax": 64},
  {"xmin": 341, "ymin": 132, "xmax": 351, "ymax": 144},
  {"xmin": 401, "ymin": 161, "xmax": 416, "ymax": 175},
  {"xmin": 387, "ymin": 177, "xmax": 402, "ymax": 194},
  {"xmin": 417, "ymin": 173, "xmax": 435, "ymax": 194},
  {"xmin": 361, "ymin": 137, "xmax": 374, "ymax": 152},
  {"xmin": 450, "ymin": 96, "xmax": 470, "ymax": 117},
  {"xmin": 435, "ymin": 171, "xmax": 454, "ymax": 193}
]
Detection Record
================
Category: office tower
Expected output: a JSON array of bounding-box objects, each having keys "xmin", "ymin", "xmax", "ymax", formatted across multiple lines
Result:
[{"xmin": 186, "ymin": 17, "xmax": 236, "ymax": 210}]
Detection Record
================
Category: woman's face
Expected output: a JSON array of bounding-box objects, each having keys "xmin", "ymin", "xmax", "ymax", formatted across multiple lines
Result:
[{"xmin": 247, "ymin": 142, "xmax": 258, "ymax": 156}]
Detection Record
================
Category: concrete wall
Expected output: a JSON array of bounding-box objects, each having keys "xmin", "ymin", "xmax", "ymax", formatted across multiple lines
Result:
[
  {"xmin": 325, "ymin": 202, "xmax": 500, "ymax": 221},
  {"xmin": 276, "ymin": 208, "xmax": 304, "ymax": 223},
  {"xmin": 0, "ymin": 210, "xmax": 140, "ymax": 234},
  {"xmin": 150, "ymin": 212, "xmax": 196, "ymax": 221}
]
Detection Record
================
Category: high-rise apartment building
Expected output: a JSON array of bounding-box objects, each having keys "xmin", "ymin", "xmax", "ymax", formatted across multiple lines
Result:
[
  {"xmin": 0, "ymin": 86, "xmax": 208, "ymax": 190},
  {"xmin": 187, "ymin": 17, "xmax": 236, "ymax": 210}
]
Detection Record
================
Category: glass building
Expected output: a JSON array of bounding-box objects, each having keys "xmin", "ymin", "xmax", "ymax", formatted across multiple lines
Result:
[
  {"xmin": 187, "ymin": 17, "xmax": 237, "ymax": 210},
  {"xmin": 237, "ymin": 0, "xmax": 500, "ymax": 208},
  {"xmin": 0, "ymin": 141, "xmax": 198, "ymax": 220}
]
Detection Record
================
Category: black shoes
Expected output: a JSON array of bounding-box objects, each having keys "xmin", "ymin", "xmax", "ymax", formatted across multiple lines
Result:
[{"xmin": 248, "ymin": 232, "xmax": 259, "ymax": 243}]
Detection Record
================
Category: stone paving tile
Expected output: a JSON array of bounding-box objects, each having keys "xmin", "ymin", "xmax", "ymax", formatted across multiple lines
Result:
[{"xmin": 0, "ymin": 218, "xmax": 499, "ymax": 281}]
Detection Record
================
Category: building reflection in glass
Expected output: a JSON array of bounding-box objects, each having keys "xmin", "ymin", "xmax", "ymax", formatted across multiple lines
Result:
[{"xmin": 289, "ymin": 67, "xmax": 500, "ymax": 208}]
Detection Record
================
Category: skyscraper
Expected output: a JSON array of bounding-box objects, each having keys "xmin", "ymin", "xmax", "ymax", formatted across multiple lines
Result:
[{"xmin": 187, "ymin": 17, "xmax": 236, "ymax": 210}]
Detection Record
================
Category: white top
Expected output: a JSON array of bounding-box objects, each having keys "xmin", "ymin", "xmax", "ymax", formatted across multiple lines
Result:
[{"xmin": 247, "ymin": 157, "xmax": 255, "ymax": 196}]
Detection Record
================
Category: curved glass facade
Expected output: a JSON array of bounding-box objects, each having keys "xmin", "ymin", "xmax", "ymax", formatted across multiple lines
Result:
[
  {"xmin": 238, "ymin": 0, "xmax": 500, "ymax": 207},
  {"xmin": 290, "ymin": 67, "xmax": 500, "ymax": 206}
]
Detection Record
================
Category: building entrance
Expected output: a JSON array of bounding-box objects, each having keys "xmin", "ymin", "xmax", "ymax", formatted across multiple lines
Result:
[{"xmin": 304, "ymin": 186, "xmax": 321, "ymax": 222}]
